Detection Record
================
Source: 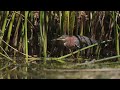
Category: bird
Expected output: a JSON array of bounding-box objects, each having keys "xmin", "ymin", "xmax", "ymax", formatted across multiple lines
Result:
[
  {"xmin": 53, "ymin": 35, "xmax": 97, "ymax": 48},
  {"xmin": 50, "ymin": 35, "xmax": 97, "ymax": 58}
]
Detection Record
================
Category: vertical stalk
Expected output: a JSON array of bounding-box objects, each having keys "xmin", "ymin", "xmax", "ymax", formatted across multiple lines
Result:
[
  {"xmin": 24, "ymin": 11, "xmax": 29, "ymax": 79},
  {"xmin": 0, "ymin": 11, "xmax": 9, "ymax": 45},
  {"xmin": 114, "ymin": 11, "xmax": 120, "ymax": 60},
  {"xmin": 59, "ymin": 11, "xmax": 62, "ymax": 34},
  {"xmin": 30, "ymin": 11, "xmax": 34, "ymax": 55},
  {"xmin": 43, "ymin": 11, "xmax": 47, "ymax": 64},
  {"xmin": 39, "ymin": 11, "xmax": 43, "ymax": 57},
  {"xmin": 40, "ymin": 11, "xmax": 47, "ymax": 64},
  {"xmin": 19, "ymin": 22, "xmax": 25, "ymax": 52},
  {"xmin": 80, "ymin": 20, "xmax": 83, "ymax": 35},
  {"xmin": 67, "ymin": 11, "xmax": 69, "ymax": 35},
  {"xmin": 13, "ymin": 14, "xmax": 22, "ymax": 56},
  {"xmin": 5, "ymin": 12, "xmax": 16, "ymax": 51},
  {"xmin": 24, "ymin": 11, "xmax": 29, "ymax": 62},
  {"xmin": 69, "ymin": 11, "xmax": 75, "ymax": 35},
  {"xmin": 89, "ymin": 11, "xmax": 92, "ymax": 34},
  {"xmin": 61, "ymin": 11, "xmax": 64, "ymax": 34},
  {"xmin": 79, "ymin": 12, "xmax": 83, "ymax": 36},
  {"xmin": 13, "ymin": 14, "xmax": 21, "ymax": 47},
  {"xmin": 75, "ymin": 11, "xmax": 79, "ymax": 35},
  {"xmin": 63, "ymin": 11, "xmax": 69, "ymax": 35}
]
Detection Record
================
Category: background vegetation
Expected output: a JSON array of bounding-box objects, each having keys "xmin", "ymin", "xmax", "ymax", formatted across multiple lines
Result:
[{"xmin": 0, "ymin": 11, "xmax": 119, "ymax": 60}]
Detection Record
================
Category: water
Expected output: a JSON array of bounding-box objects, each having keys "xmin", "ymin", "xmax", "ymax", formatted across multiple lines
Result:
[{"xmin": 0, "ymin": 57, "xmax": 120, "ymax": 79}]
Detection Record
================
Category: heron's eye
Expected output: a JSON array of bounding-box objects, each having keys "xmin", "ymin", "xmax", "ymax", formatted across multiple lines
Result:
[{"xmin": 64, "ymin": 42, "xmax": 67, "ymax": 46}]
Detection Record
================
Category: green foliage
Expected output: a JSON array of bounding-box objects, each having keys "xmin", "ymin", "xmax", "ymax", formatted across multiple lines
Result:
[{"xmin": 0, "ymin": 11, "xmax": 119, "ymax": 64}]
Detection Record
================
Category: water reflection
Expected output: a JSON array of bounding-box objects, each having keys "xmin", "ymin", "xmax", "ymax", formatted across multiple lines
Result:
[{"xmin": 0, "ymin": 58, "xmax": 120, "ymax": 79}]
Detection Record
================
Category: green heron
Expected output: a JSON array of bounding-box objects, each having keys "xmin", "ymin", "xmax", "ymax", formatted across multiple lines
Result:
[
  {"xmin": 56, "ymin": 35, "xmax": 97, "ymax": 48},
  {"xmin": 50, "ymin": 35, "xmax": 97, "ymax": 57},
  {"xmin": 53, "ymin": 35, "xmax": 81, "ymax": 50}
]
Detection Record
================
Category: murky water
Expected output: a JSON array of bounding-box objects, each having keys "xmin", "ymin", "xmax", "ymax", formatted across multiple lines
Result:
[
  {"xmin": 0, "ymin": 57, "xmax": 120, "ymax": 79},
  {"xmin": 42, "ymin": 69, "xmax": 120, "ymax": 79},
  {"xmin": 2, "ymin": 68, "xmax": 120, "ymax": 79}
]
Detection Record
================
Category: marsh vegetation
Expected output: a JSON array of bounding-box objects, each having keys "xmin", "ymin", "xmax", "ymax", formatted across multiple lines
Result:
[{"xmin": 0, "ymin": 11, "xmax": 120, "ymax": 79}]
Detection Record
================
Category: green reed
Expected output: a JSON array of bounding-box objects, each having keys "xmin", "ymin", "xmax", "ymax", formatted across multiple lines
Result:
[
  {"xmin": 39, "ymin": 11, "xmax": 47, "ymax": 64},
  {"xmin": 24, "ymin": 11, "xmax": 29, "ymax": 62},
  {"xmin": 13, "ymin": 13, "xmax": 22, "ymax": 56},
  {"xmin": 5, "ymin": 12, "xmax": 16, "ymax": 51},
  {"xmin": 63, "ymin": 11, "xmax": 69, "ymax": 35},
  {"xmin": 13, "ymin": 13, "xmax": 22, "ymax": 47},
  {"xmin": 69, "ymin": 11, "xmax": 75, "ymax": 35},
  {"xmin": 0, "ymin": 11, "xmax": 9, "ymax": 46},
  {"xmin": 114, "ymin": 11, "xmax": 120, "ymax": 60},
  {"xmin": 59, "ymin": 11, "xmax": 62, "ymax": 34}
]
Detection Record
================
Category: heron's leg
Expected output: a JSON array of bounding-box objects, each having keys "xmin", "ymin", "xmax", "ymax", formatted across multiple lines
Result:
[
  {"xmin": 68, "ymin": 49, "xmax": 74, "ymax": 58},
  {"xmin": 68, "ymin": 49, "xmax": 78, "ymax": 63}
]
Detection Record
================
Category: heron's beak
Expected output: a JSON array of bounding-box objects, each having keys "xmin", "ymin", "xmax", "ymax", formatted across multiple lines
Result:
[
  {"xmin": 56, "ymin": 38, "xmax": 66, "ymax": 41},
  {"xmin": 51, "ymin": 38, "xmax": 66, "ymax": 41}
]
